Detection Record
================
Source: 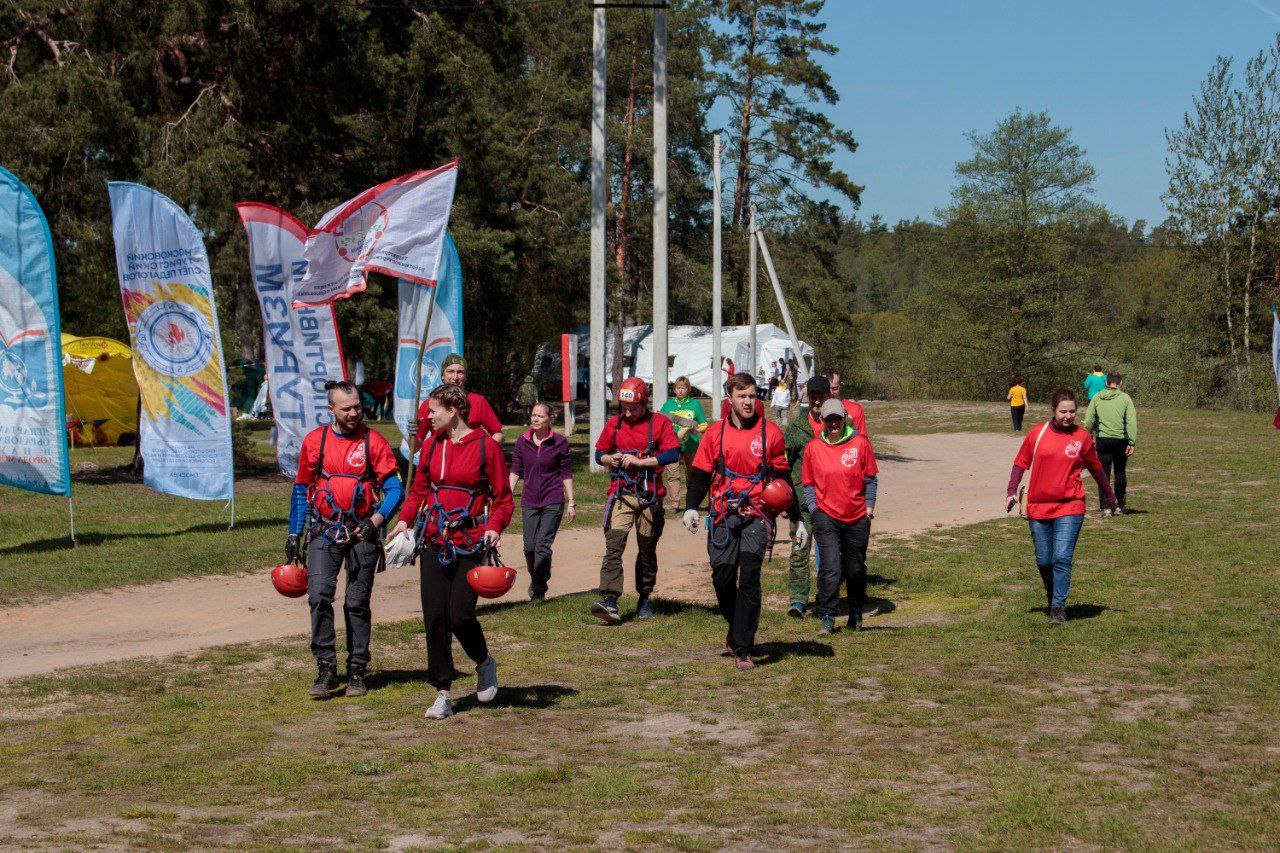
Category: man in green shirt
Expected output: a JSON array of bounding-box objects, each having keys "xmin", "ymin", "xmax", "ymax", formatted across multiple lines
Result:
[
  {"xmin": 659, "ymin": 376, "xmax": 708, "ymax": 513},
  {"xmin": 1083, "ymin": 364, "xmax": 1107, "ymax": 401},
  {"xmin": 1083, "ymin": 372, "xmax": 1138, "ymax": 516},
  {"xmin": 783, "ymin": 375, "xmax": 830, "ymax": 617}
]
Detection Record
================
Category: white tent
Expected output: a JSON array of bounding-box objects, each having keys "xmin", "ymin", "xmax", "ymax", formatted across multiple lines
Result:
[{"xmin": 535, "ymin": 324, "xmax": 814, "ymax": 398}]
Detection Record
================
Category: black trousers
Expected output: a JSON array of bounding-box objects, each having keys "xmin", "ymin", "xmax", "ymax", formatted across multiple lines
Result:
[
  {"xmin": 420, "ymin": 547, "xmax": 489, "ymax": 690},
  {"xmin": 1011, "ymin": 405, "xmax": 1025, "ymax": 431},
  {"xmin": 812, "ymin": 511, "xmax": 870, "ymax": 620},
  {"xmin": 522, "ymin": 503, "xmax": 564, "ymax": 597},
  {"xmin": 1096, "ymin": 437, "xmax": 1129, "ymax": 507},
  {"xmin": 307, "ymin": 536, "xmax": 380, "ymax": 668},
  {"xmin": 708, "ymin": 514, "xmax": 769, "ymax": 657}
]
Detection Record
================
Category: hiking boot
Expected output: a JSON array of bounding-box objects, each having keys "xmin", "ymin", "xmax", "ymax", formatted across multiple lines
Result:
[
  {"xmin": 530, "ymin": 591, "xmax": 547, "ymax": 604},
  {"xmin": 636, "ymin": 598, "xmax": 655, "ymax": 620},
  {"xmin": 1049, "ymin": 607, "xmax": 1067, "ymax": 625},
  {"xmin": 424, "ymin": 691, "xmax": 453, "ymax": 720},
  {"xmin": 344, "ymin": 665, "xmax": 367, "ymax": 698},
  {"xmin": 787, "ymin": 603, "xmax": 805, "ymax": 619},
  {"xmin": 847, "ymin": 613, "xmax": 863, "ymax": 632},
  {"xmin": 591, "ymin": 598, "xmax": 622, "ymax": 625},
  {"xmin": 476, "ymin": 656, "xmax": 498, "ymax": 703},
  {"xmin": 721, "ymin": 631, "xmax": 734, "ymax": 656},
  {"xmin": 818, "ymin": 615, "xmax": 836, "ymax": 636},
  {"xmin": 309, "ymin": 661, "xmax": 339, "ymax": 699},
  {"xmin": 734, "ymin": 654, "xmax": 756, "ymax": 671}
]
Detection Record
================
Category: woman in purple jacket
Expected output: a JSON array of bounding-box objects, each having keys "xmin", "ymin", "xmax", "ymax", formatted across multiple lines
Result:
[{"xmin": 508, "ymin": 401, "xmax": 576, "ymax": 602}]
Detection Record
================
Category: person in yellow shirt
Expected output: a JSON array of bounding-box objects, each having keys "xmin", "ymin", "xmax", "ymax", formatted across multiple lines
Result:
[{"xmin": 1007, "ymin": 376, "xmax": 1028, "ymax": 431}]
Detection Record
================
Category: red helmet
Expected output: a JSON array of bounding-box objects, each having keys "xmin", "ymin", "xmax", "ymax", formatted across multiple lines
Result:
[
  {"xmin": 758, "ymin": 478, "xmax": 793, "ymax": 517},
  {"xmin": 467, "ymin": 562, "xmax": 518, "ymax": 599},
  {"xmin": 617, "ymin": 377, "xmax": 649, "ymax": 405},
  {"xmin": 271, "ymin": 563, "xmax": 309, "ymax": 598}
]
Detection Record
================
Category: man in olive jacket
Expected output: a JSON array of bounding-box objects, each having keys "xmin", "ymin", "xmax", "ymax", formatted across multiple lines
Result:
[
  {"xmin": 783, "ymin": 375, "xmax": 831, "ymax": 616},
  {"xmin": 1083, "ymin": 372, "xmax": 1138, "ymax": 516}
]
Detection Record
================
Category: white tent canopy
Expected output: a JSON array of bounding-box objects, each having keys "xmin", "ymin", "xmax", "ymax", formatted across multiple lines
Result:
[{"xmin": 543, "ymin": 324, "xmax": 813, "ymax": 398}]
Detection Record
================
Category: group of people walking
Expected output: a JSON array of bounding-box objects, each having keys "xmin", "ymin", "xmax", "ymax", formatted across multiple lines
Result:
[{"xmin": 284, "ymin": 354, "xmax": 1134, "ymax": 718}]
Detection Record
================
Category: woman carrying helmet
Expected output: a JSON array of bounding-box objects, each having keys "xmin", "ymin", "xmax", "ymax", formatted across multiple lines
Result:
[
  {"xmin": 390, "ymin": 384, "xmax": 514, "ymax": 720},
  {"xmin": 684, "ymin": 373, "xmax": 806, "ymax": 670},
  {"xmin": 590, "ymin": 377, "xmax": 682, "ymax": 624},
  {"xmin": 1005, "ymin": 388, "xmax": 1117, "ymax": 625},
  {"xmin": 287, "ymin": 381, "xmax": 404, "ymax": 700},
  {"xmin": 411, "ymin": 353, "xmax": 505, "ymax": 454},
  {"xmin": 801, "ymin": 398, "xmax": 879, "ymax": 636}
]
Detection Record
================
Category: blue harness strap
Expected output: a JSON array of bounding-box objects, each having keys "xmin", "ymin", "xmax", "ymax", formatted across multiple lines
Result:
[
  {"xmin": 709, "ymin": 415, "xmax": 774, "ymax": 548},
  {"xmin": 413, "ymin": 435, "xmax": 491, "ymax": 566},
  {"xmin": 603, "ymin": 415, "xmax": 659, "ymax": 527},
  {"xmin": 308, "ymin": 426, "xmax": 378, "ymax": 545}
]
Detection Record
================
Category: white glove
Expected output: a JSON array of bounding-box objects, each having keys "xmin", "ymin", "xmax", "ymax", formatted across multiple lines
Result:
[
  {"xmin": 794, "ymin": 521, "xmax": 809, "ymax": 550},
  {"xmin": 383, "ymin": 530, "xmax": 416, "ymax": 569},
  {"xmin": 683, "ymin": 509, "xmax": 701, "ymax": 534}
]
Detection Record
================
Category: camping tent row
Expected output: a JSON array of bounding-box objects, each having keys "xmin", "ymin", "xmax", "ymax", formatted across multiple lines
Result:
[
  {"xmin": 536, "ymin": 324, "xmax": 815, "ymax": 398},
  {"xmin": 61, "ymin": 333, "xmax": 139, "ymax": 446}
]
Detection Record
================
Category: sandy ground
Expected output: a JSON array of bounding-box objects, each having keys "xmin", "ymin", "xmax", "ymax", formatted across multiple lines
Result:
[{"xmin": 0, "ymin": 431, "xmax": 1021, "ymax": 680}]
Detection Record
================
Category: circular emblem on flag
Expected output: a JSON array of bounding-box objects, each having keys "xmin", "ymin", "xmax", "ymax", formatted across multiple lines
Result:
[
  {"xmin": 135, "ymin": 301, "xmax": 215, "ymax": 378},
  {"xmin": 841, "ymin": 446, "xmax": 859, "ymax": 467},
  {"xmin": 333, "ymin": 201, "xmax": 388, "ymax": 262}
]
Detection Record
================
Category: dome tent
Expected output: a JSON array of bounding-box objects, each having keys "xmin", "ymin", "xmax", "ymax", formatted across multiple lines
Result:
[{"xmin": 61, "ymin": 333, "xmax": 139, "ymax": 446}]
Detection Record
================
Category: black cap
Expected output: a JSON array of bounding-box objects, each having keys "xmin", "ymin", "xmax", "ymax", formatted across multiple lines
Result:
[{"xmin": 805, "ymin": 375, "xmax": 831, "ymax": 396}]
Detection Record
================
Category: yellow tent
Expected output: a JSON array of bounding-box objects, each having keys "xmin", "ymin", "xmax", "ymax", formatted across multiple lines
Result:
[{"xmin": 61, "ymin": 333, "xmax": 139, "ymax": 446}]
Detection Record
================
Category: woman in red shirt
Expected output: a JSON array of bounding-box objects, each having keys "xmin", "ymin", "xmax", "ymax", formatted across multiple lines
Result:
[
  {"xmin": 1005, "ymin": 388, "xmax": 1117, "ymax": 624},
  {"xmin": 390, "ymin": 384, "xmax": 514, "ymax": 720}
]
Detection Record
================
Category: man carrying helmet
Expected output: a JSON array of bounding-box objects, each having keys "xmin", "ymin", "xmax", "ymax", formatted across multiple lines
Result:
[
  {"xmin": 683, "ymin": 372, "xmax": 806, "ymax": 670},
  {"xmin": 411, "ymin": 353, "xmax": 505, "ymax": 453},
  {"xmin": 288, "ymin": 380, "xmax": 404, "ymax": 699},
  {"xmin": 591, "ymin": 377, "xmax": 682, "ymax": 624}
]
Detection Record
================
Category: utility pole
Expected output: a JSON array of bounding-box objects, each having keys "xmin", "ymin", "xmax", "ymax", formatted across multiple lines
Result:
[
  {"xmin": 748, "ymin": 203, "xmax": 758, "ymax": 379},
  {"xmin": 756, "ymin": 227, "xmax": 806, "ymax": 383},
  {"xmin": 650, "ymin": 3, "xmax": 669, "ymax": 409},
  {"xmin": 589, "ymin": 5, "xmax": 607, "ymax": 471},
  {"xmin": 711, "ymin": 132, "xmax": 722, "ymax": 416}
]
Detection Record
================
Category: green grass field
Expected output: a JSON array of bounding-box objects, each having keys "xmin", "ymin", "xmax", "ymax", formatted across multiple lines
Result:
[{"xmin": 0, "ymin": 403, "xmax": 1277, "ymax": 846}]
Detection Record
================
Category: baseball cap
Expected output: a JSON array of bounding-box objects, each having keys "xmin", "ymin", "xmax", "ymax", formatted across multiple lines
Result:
[
  {"xmin": 806, "ymin": 376, "xmax": 831, "ymax": 396},
  {"xmin": 819, "ymin": 398, "xmax": 846, "ymax": 419}
]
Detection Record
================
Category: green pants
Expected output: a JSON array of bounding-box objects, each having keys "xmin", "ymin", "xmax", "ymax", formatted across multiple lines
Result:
[{"xmin": 787, "ymin": 516, "xmax": 815, "ymax": 607}]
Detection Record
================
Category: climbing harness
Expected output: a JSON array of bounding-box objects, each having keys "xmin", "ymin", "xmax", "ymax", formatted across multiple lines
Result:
[
  {"xmin": 308, "ymin": 426, "xmax": 379, "ymax": 545},
  {"xmin": 602, "ymin": 414, "xmax": 659, "ymax": 530},
  {"xmin": 708, "ymin": 414, "xmax": 778, "ymax": 550},
  {"xmin": 413, "ymin": 434, "xmax": 492, "ymax": 566}
]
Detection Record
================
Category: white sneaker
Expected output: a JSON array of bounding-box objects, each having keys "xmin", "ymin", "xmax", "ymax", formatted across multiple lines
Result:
[
  {"xmin": 476, "ymin": 657, "xmax": 498, "ymax": 703},
  {"xmin": 424, "ymin": 691, "xmax": 453, "ymax": 720},
  {"xmin": 1101, "ymin": 508, "xmax": 1113, "ymax": 518}
]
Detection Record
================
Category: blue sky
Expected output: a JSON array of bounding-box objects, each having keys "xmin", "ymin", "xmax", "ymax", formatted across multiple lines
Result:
[{"xmin": 810, "ymin": 0, "xmax": 1280, "ymax": 227}]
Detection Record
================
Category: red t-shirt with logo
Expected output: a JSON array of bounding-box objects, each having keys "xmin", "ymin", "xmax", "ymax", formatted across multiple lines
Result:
[
  {"xmin": 692, "ymin": 415, "xmax": 788, "ymax": 504},
  {"xmin": 807, "ymin": 398, "xmax": 868, "ymax": 439},
  {"xmin": 595, "ymin": 411, "xmax": 681, "ymax": 496},
  {"xmin": 399, "ymin": 428, "xmax": 514, "ymax": 542},
  {"xmin": 801, "ymin": 433, "xmax": 878, "ymax": 524},
  {"xmin": 296, "ymin": 425, "xmax": 399, "ymax": 518},
  {"xmin": 415, "ymin": 390, "xmax": 503, "ymax": 446},
  {"xmin": 1014, "ymin": 422, "xmax": 1103, "ymax": 520}
]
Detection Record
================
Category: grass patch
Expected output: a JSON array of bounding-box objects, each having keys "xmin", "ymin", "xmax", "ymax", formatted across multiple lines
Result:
[{"xmin": 0, "ymin": 406, "xmax": 1276, "ymax": 845}]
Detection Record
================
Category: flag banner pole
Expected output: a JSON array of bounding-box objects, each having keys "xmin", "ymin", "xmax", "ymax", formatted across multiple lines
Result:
[
  {"xmin": 403, "ymin": 287, "xmax": 438, "ymax": 497},
  {"xmin": 68, "ymin": 497, "xmax": 76, "ymax": 546}
]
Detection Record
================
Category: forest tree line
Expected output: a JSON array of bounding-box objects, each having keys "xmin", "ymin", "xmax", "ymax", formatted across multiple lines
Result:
[{"xmin": 1, "ymin": 1, "xmax": 1275, "ymax": 409}]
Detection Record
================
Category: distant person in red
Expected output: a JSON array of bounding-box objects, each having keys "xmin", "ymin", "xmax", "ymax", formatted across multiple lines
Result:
[
  {"xmin": 591, "ymin": 377, "xmax": 681, "ymax": 624},
  {"xmin": 802, "ymin": 398, "xmax": 878, "ymax": 636},
  {"xmin": 411, "ymin": 354, "xmax": 504, "ymax": 453},
  {"xmin": 289, "ymin": 381, "xmax": 404, "ymax": 700},
  {"xmin": 684, "ymin": 373, "xmax": 804, "ymax": 670},
  {"xmin": 368, "ymin": 376, "xmax": 394, "ymax": 420},
  {"xmin": 390, "ymin": 383, "xmax": 514, "ymax": 720},
  {"xmin": 1005, "ymin": 388, "xmax": 1118, "ymax": 625},
  {"xmin": 819, "ymin": 369, "xmax": 868, "ymax": 438}
]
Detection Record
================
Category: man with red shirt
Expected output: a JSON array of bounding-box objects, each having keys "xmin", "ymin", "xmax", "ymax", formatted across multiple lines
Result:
[
  {"xmin": 802, "ymin": 398, "xmax": 878, "ymax": 635},
  {"xmin": 288, "ymin": 381, "xmax": 404, "ymax": 699},
  {"xmin": 591, "ymin": 377, "xmax": 682, "ymax": 624},
  {"xmin": 684, "ymin": 373, "xmax": 805, "ymax": 670},
  {"xmin": 816, "ymin": 369, "xmax": 868, "ymax": 438},
  {"xmin": 411, "ymin": 354, "xmax": 505, "ymax": 453}
]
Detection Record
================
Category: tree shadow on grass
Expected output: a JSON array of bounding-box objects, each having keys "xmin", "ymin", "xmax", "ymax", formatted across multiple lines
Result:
[
  {"xmin": 0, "ymin": 518, "xmax": 278, "ymax": 555},
  {"xmin": 1023, "ymin": 603, "xmax": 1114, "ymax": 620},
  {"xmin": 754, "ymin": 639, "xmax": 834, "ymax": 665}
]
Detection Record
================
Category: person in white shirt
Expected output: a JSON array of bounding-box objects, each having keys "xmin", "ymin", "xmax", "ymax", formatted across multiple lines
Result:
[{"xmin": 770, "ymin": 382, "xmax": 792, "ymax": 427}]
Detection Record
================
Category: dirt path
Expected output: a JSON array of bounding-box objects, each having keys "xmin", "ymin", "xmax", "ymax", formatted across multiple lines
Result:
[{"xmin": 0, "ymin": 432, "xmax": 1021, "ymax": 680}]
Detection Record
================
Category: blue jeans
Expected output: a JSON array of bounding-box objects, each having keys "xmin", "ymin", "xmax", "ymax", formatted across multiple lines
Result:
[{"xmin": 1027, "ymin": 514, "xmax": 1085, "ymax": 609}]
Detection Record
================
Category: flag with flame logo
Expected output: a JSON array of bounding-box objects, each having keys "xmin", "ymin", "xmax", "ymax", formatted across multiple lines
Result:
[
  {"xmin": 0, "ymin": 167, "xmax": 71, "ymax": 496},
  {"xmin": 108, "ymin": 183, "xmax": 233, "ymax": 502}
]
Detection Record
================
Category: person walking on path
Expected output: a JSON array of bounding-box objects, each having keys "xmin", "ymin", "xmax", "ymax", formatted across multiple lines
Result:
[
  {"xmin": 509, "ymin": 402, "xmax": 575, "ymax": 602},
  {"xmin": 1005, "ymin": 388, "xmax": 1118, "ymax": 625},
  {"xmin": 288, "ymin": 381, "xmax": 404, "ymax": 700},
  {"xmin": 769, "ymin": 379, "xmax": 792, "ymax": 427},
  {"xmin": 517, "ymin": 374, "xmax": 539, "ymax": 422},
  {"xmin": 390, "ymin": 383, "xmax": 514, "ymax": 720},
  {"xmin": 1083, "ymin": 373, "xmax": 1137, "ymax": 516},
  {"xmin": 783, "ymin": 375, "xmax": 833, "ymax": 618},
  {"xmin": 803, "ymin": 398, "xmax": 879, "ymax": 635},
  {"xmin": 683, "ymin": 373, "xmax": 805, "ymax": 670},
  {"xmin": 1008, "ymin": 376, "xmax": 1028, "ymax": 431},
  {"xmin": 659, "ymin": 376, "xmax": 708, "ymax": 514},
  {"xmin": 412, "ymin": 354, "xmax": 505, "ymax": 454},
  {"xmin": 1083, "ymin": 364, "xmax": 1107, "ymax": 401},
  {"xmin": 591, "ymin": 377, "xmax": 682, "ymax": 624}
]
